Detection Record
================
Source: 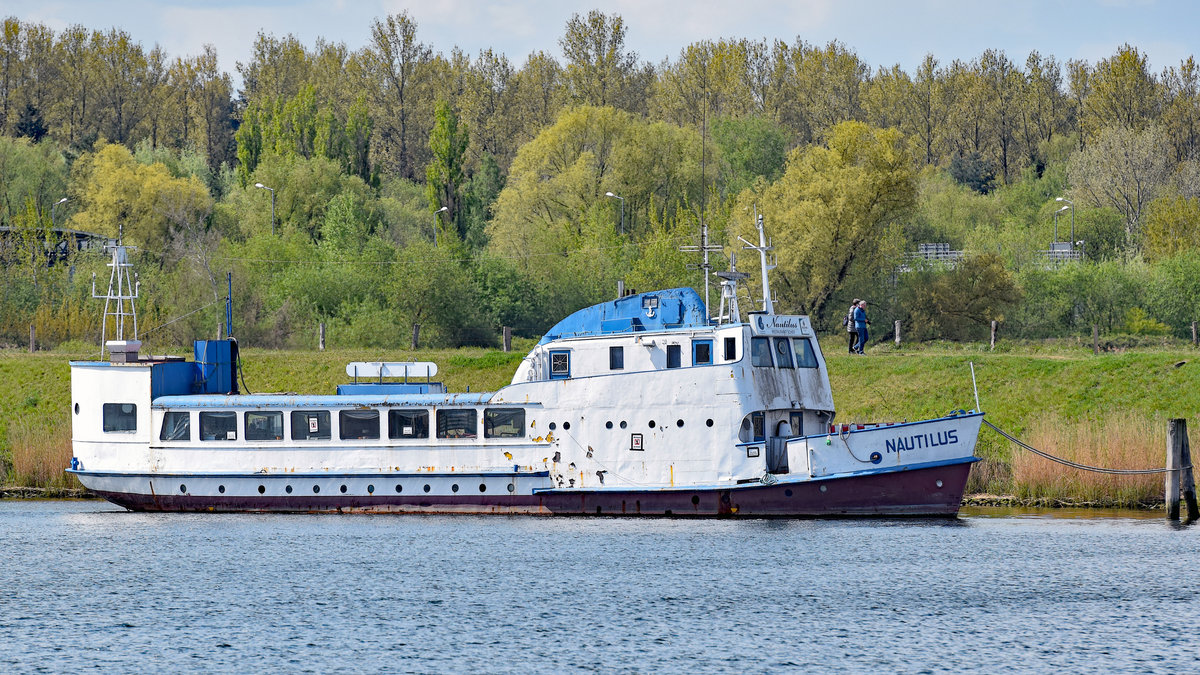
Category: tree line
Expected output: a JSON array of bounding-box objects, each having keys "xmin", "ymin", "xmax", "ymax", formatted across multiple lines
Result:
[{"xmin": 2, "ymin": 11, "xmax": 1199, "ymax": 352}]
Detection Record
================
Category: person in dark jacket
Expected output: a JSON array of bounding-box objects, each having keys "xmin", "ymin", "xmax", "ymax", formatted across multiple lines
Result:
[
  {"xmin": 853, "ymin": 301, "xmax": 870, "ymax": 354},
  {"xmin": 844, "ymin": 298, "xmax": 860, "ymax": 353}
]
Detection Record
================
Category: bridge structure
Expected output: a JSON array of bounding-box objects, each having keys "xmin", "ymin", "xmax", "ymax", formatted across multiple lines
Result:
[{"xmin": 0, "ymin": 225, "xmax": 114, "ymax": 266}]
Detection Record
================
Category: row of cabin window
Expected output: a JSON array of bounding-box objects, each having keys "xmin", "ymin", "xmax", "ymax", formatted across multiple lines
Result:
[
  {"xmin": 151, "ymin": 408, "xmax": 526, "ymax": 442},
  {"xmin": 606, "ymin": 337, "xmax": 730, "ymax": 372},
  {"xmin": 750, "ymin": 337, "xmax": 819, "ymax": 369}
]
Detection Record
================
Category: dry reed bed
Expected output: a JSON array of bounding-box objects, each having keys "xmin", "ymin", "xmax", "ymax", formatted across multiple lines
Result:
[{"xmin": 1011, "ymin": 412, "xmax": 1166, "ymax": 507}]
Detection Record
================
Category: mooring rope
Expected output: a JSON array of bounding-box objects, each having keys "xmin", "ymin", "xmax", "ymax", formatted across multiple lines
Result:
[{"xmin": 983, "ymin": 419, "xmax": 1186, "ymax": 475}]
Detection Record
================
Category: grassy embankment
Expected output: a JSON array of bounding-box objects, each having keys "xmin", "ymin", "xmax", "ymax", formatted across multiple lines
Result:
[{"xmin": 2, "ymin": 337, "xmax": 1196, "ymax": 506}]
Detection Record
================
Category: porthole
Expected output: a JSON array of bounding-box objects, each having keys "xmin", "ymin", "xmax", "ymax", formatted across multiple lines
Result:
[
  {"xmin": 648, "ymin": 420, "xmax": 656, "ymax": 428},
  {"xmin": 691, "ymin": 495, "xmax": 700, "ymax": 505},
  {"xmin": 257, "ymin": 485, "xmax": 265, "ymax": 494},
  {"xmin": 549, "ymin": 422, "xmax": 557, "ymax": 431},
  {"xmin": 605, "ymin": 421, "xmax": 613, "ymax": 429},
  {"xmin": 218, "ymin": 485, "xmax": 225, "ymax": 494},
  {"xmin": 706, "ymin": 419, "xmax": 714, "ymax": 427},
  {"xmin": 395, "ymin": 484, "xmax": 403, "ymax": 493},
  {"xmin": 563, "ymin": 422, "xmax": 571, "ymax": 430},
  {"xmin": 507, "ymin": 483, "xmax": 515, "ymax": 493},
  {"xmin": 676, "ymin": 419, "xmax": 684, "ymax": 428},
  {"xmin": 451, "ymin": 483, "xmax": 459, "ymax": 493},
  {"xmin": 285, "ymin": 485, "xmax": 293, "ymax": 494},
  {"xmin": 936, "ymin": 479, "xmax": 944, "ymax": 488},
  {"xmin": 74, "ymin": 403, "xmax": 79, "ymax": 415},
  {"xmin": 620, "ymin": 421, "xmax": 628, "ymax": 429},
  {"xmin": 423, "ymin": 484, "xmax": 431, "ymax": 493},
  {"xmin": 479, "ymin": 483, "xmax": 487, "ymax": 492},
  {"xmin": 819, "ymin": 485, "xmax": 827, "ymax": 493},
  {"xmin": 179, "ymin": 484, "xmax": 187, "ymax": 493},
  {"xmin": 785, "ymin": 489, "xmax": 794, "ymax": 497},
  {"xmin": 340, "ymin": 484, "xmax": 347, "ymax": 494},
  {"xmin": 313, "ymin": 485, "xmax": 321, "ymax": 494},
  {"xmin": 367, "ymin": 484, "xmax": 375, "ymax": 494}
]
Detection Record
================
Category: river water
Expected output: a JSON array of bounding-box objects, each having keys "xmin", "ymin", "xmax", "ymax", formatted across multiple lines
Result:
[{"xmin": 1, "ymin": 502, "xmax": 1198, "ymax": 674}]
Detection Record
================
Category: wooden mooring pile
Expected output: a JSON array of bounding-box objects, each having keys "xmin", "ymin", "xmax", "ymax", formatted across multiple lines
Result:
[{"xmin": 1166, "ymin": 419, "xmax": 1199, "ymax": 522}]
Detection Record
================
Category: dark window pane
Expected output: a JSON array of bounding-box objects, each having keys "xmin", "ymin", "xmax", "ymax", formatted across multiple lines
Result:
[
  {"xmin": 340, "ymin": 410, "xmax": 380, "ymax": 440},
  {"xmin": 485, "ymin": 409, "xmax": 525, "ymax": 438},
  {"xmin": 245, "ymin": 411, "xmax": 284, "ymax": 441},
  {"xmin": 159, "ymin": 411, "xmax": 189, "ymax": 441},
  {"xmin": 693, "ymin": 340, "xmax": 712, "ymax": 365},
  {"xmin": 667, "ymin": 344, "xmax": 682, "ymax": 368},
  {"xmin": 389, "ymin": 409, "xmax": 429, "ymax": 439},
  {"xmin": 750, "ymin": 337, "xmax": 773, "ymax": 367},
  {"xmin": 437, "ymin": 409, "xmax": 478, "ymax": 439},
  {"xmin": 199, "ymin": 411, "xmax": 237, "ymax": 441},
  {"xmin": 291, "ymin": 411, "xmax": 331, "ymax": 440},
  {"xmin": 774, "ymin": 338, "xmax": 795, "ymax": 369},
  {"xmin": 609, "ymin": 346, "xmax": 624, "ymax": 370},
  {"xmin": 724, "ymin": 337, "xmax": 737, "ymax": 361},
  {"xmin": 103, "ymin": 403, "xmax": 138, "ymax": 433},
  {"xmin": 793, "ymin": 338, "xmax": 819, "ymax": 368}
]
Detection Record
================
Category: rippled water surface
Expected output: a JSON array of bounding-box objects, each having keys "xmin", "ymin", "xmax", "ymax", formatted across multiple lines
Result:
[{"xmin": 2, "ymin": 502, "xmax": 1199, "ymax": 673}]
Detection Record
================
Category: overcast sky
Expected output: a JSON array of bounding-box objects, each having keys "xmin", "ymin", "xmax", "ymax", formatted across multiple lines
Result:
[{"xmin": 7, "ymin": 0, "xmax": 1197, "ymax": 91}]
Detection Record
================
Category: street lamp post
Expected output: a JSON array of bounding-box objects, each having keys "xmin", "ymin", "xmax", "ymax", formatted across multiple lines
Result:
[
  {"xmin": 254, "ymin": 183, "xmax": 276, "ymax": 235},
  {"xmin": 1054, "ymin": 205, "xmax": 1070, "ymax": 242},
  {"xmin": 604, "ymin": 192, "xmax": 625, "ymax": 233},
  {"xmin": 433, "ymin": 206, "xmax": 448, "ymax": 247},
  {"xmin": 51, "ymin": 197, "xmax": 68, "ymax": 227},
  {"xmin": 1055, "ymin": 197, "xmax": 1075, "ymax": 245}
]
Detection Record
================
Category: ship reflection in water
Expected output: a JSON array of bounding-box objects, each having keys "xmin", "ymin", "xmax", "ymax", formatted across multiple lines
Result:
[{"xmin": 3, "ymin": 501, "xmax": 1198, "ymax": 673}]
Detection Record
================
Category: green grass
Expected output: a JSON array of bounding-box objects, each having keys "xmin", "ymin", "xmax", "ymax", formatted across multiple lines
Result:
[{"xmin": 3, "ymin": 337, "xmax": 1198, "ymax": 503}]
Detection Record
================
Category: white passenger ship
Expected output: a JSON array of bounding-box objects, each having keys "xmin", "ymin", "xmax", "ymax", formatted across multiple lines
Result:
[{"xmin": 69, "ymin": 222, "xmax": 983, "ymax": 515}]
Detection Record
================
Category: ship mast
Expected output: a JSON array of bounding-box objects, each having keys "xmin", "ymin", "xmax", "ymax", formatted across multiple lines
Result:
[
  {"xmin": 91, "ymin": 225, "xmax": 139, "ymax": 357},
  {"xmin": 737, "ymin": 205, "xmax": 776, "ymax": 315}
]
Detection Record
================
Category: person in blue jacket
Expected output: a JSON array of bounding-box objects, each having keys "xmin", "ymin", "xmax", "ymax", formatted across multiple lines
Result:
[{"xmin": 853, "ymin": 300, "xmax": 870, "ymax": 354}]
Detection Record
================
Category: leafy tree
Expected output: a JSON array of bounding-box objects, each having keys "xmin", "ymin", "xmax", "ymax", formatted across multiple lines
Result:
[
  {"xmin": 0, "ymin": 135, "xmax": 67, "ymax": 226},
  {"xmin": 363, "ymin": 11, "xmax": 433, "ymax": 179},
  {"xmin": 903, "ymin": 254, "xmax": 1020, "ymax": 340},
  {"xmin": 425, "ymin": 100, "xmax": 469, "ymax": 239},
  {"xmin": 733, "ymin": 121, "xmax": 915, "ymax": 320},
  {"xmin": 948, "ymin": 151, "xmax": 996, "ymax": 194},
  {"xmin": 1067, "ymin": 123, "xmax": 1172, "ymax": 256},
  {"xmin": 14, "ymin": 103, "xmax": 47, "ymax": 141},
  {"xmin": 1087, "ymin": 44, "xmax": 1158, "ymax": 133},
  {"xmin": 711, "ymin": 115, "xmax": 787, "ymax": 198},
  {"xmin": 68, "ymin": 142, "xmax": 212, "ymax": 260},
  {"xmin": 1142, "ymin": 194, "xmax": 1200, "ymax": 261},
  {"xmin": 559, "ymin": 11, "xmax": 640, "ymax": 110}
]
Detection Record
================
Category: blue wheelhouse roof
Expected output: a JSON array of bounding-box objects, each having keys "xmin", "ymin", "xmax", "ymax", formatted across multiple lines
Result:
[{"xmin": 538, "ymin": 288, "xmax": 708, "ymax": 345}]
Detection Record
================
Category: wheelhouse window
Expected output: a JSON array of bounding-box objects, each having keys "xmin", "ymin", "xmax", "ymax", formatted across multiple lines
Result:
[
  {"xmin": 291, "ymin": 411, "xmax": 331, "ymax": 440},
  {"xmin": 666, "ymin": 344, "xmax": 682, "ymax": 369},
  {"xmin": 245, "ymin": 411, "xmax": 284, "ymax": 441},
  {"xmin": 692, "ymin": 339, "xmax": 713, "ymax": 366},
  {"xmin": 773, "ymin": 338, "xmax": 795, "ymax": 369},
  {"xmin": 340, "ymin": 410, "xmax": 380, "ymax": 440},
  {"xmin": 103, "ymin": 403, "xmax": 138, "ymax": 433},
  {"xmin": 159, "ymin": 411, "xmax": 190, "ymax": 441},
  {"xmin": 609, "ymin": 346, "xmax": 624, "ymax": 370},
  {"xmin": 437, "ymin": 409, "xmax": 478, "ymax": 439},
  {"xmin": 199, "ymin": 411, "xmax": 237, "ymax": 441},
  {"xmin": 549, "ymin": 350, "xmax": 570, "ymax": 379},
  {"xmin": 485, "ymin": 408, "xmax": 525, "ymax": 438},
  {"xmin": 389, "ymin": 409, "xmax": 429, "ymax": 439},
  {"xmin": 724, "ymin": 337, "xmax": 737, "ymax": 361},
  {"xmin": 793, "ymin": 338, "xmax": 819, "ymax": 368},
  {"xmin": 750, "ymin": 337, "xmax": 773, "ymax": 367}
]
